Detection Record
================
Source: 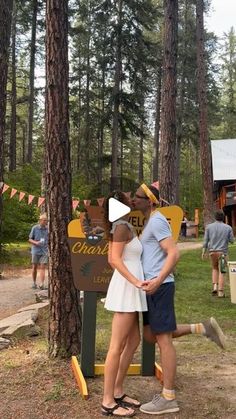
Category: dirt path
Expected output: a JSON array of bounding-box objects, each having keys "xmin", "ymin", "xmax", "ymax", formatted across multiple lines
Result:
[{"xmin": 0, "ymin": 267, "xmax": 48, "ymax": 320}]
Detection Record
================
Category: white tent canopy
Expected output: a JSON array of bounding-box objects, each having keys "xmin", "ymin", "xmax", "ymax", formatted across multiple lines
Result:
[{"xmin": 211, "ymin": 139, "xmax": 236, "ymax": 181}]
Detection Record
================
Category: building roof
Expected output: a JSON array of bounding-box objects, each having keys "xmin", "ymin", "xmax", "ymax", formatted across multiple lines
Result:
[{"xmin": 211, "ymin": 139, "xmax": 236, "ymax": 181}]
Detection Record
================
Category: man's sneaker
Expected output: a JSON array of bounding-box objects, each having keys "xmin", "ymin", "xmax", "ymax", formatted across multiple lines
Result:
[
  {"xmin": 202, "ymin": 317, "xmax": 226, "ymax": 349},
  {"xmin": 140, "ymin": 394, "xmax": 179, "ymax": 415},
  {"xmin": 32, "ymin": 283, "xmax": 37, "ymax": 289}
]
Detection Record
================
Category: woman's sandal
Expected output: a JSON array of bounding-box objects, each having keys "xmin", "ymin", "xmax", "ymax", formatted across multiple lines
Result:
[
  {"xmin": 114, "ymin": 393, "xmax": 141, "ymax": 408},
  {"xmin": 218, "ymin": 290, "xmax": 225, "ymax": 298},
  {"xmin": 101, "ymin": 404, "xmax": 135, "ymax": 417}
]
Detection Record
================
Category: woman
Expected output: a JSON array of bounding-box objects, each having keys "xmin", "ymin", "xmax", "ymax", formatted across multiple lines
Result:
[{"xmin": 101, "ymin": 191, "xmax": 147, "ymax": 418}]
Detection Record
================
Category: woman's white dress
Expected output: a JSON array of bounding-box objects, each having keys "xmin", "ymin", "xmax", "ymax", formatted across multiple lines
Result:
[{"xmin": 104, "ymin": 220, "xmax": 147, "ymax": 312}]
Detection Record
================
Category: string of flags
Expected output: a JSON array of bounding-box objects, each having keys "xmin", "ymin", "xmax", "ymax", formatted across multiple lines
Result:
[
  {"xmin": 0, "ymin": 182, "xmax": 104, "ymax": 209},
  {"xmin": 0, "ymin": 181, "xmax": 161, "ymax": 210}
]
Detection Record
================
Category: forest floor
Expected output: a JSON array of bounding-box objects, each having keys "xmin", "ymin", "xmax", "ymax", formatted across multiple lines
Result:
[{"xmin": 0, "ymin": 241, "xmax": 235, "ymax": 419}]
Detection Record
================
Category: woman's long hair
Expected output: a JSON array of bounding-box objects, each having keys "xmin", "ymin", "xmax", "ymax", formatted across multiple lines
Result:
[{"xmin": 103, "ymin": 190, "xmax": 130, "ymax": 241}]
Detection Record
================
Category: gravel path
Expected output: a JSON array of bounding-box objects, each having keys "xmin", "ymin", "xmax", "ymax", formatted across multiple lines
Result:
[
  {"xmin": 0, "ymin": 241, "xmax": 201, "ymax": 320},
  {"xmin": 0, "ymin": 267, "xmax": 48, "ymax": 320}
]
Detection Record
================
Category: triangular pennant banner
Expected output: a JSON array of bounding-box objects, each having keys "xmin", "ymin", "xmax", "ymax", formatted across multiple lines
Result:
[
  {"xmin": 97, "ymin": 197, "xmax": 105, "ymax": 206},
  {"xmin": 151, "ymin": 180, "xmax": 159, "ymax": 190},
  {"xmin": 72, "ymin": 199, "xmax": 80, "ymax": 210},
  {"xmin": 19, "ymin": 192, "xmax": 26, "ymax": 202},
  {"xmin": 28, "ymin": 195, "xmax": 35, "ymax": 205},
  {"xmin": 83, "ymin": 199, "xmax": 91, "ymax": 206},
  {"xmin": 10, "ymin": 188, "xmax": 18, "ymax": 198},
  {"xmin": 124, "ymin": 191, "xmax": 131, "ymax": 198},
  {"xmin": 2, "ymin": 184, "xmax": 9, "ymax": 194},
  {"xmin": 38, "ymin": 197, "xmax": 45, "ymax": 207}
]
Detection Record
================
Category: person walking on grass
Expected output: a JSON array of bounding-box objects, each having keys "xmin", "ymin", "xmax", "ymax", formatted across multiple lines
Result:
[
  {"xmin": 133, "ymin": 184, "xmax": 226, "ymax": 416},
  {"xmin": 29, "ymin": 213, "xmax": 48, "ymax": 290},
  {"xmin": 202, "ymin": 209, "xmax": 234, "ymax": 298}
]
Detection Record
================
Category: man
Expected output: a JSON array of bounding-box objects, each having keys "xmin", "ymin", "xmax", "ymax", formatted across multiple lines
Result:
[
  {"xmin": 133, "ymin": 184, "xmax": 225, "ymax": 415},
  {"xmin": 29, "ymin": 213, "xmax": 48, "ymax": 290},
  {"xmin": 202, "ymin": 209, "xmax": 234, "ymax": 297}
]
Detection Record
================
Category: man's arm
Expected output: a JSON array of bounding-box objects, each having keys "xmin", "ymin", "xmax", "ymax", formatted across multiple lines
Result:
[
  {"xmin": 29, "ymin": 226, "xmax": 40, "ymax": 246},
  {"xmin": 141, "ymin": 236, "xmax": 179, "ymax": 295}
]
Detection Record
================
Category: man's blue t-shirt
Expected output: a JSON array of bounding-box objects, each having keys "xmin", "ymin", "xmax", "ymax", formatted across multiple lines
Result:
[
  {"xmin": 140, "ymin": 211, "xmax": 174, "ymax": 283},
  {"xmin": 29, "ymin": 224, "xmax": 48, "ymax": 256}
]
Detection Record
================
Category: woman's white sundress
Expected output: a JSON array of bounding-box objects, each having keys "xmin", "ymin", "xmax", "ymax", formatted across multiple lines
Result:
[{"xmin": 104, "ymin": 220, "xmax": 147, "ymax": 312}]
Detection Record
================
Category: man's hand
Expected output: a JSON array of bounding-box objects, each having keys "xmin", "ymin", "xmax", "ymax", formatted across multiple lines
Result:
[
  {"xmin": 141, "ymin": 278, "xmax": 160, "ymax": 295},
  {"xmin": 201, "ymin": 249, "xmax": 207, "ymax": 260}
]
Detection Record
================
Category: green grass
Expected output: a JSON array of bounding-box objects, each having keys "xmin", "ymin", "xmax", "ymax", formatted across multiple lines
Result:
[
  {"xmin": 175, "ymin": 245, "xmax": 236, "ymax": 329},
  {"xmin": 95, "ymin": 244, "xmax": 236, "ymax": 359},
  {"xmin": 0, "ymin": 242, "xmax": 31, "ymax": 267}
]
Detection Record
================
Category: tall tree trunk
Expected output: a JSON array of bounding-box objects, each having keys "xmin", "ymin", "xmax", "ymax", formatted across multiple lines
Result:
[
  {"xmin": 98, "ymin": 44, "xmax": 106, "ymax": 189},
  {"xmin": 45, "ymin": 0, "xmax": 82, "ymax": 357},
  {"xmin": 196, "ymin": 0, "xmax": 213, "ymax": 225},
  {"xmin": 175, "ymin": 0, "xmax": 188, "ymax": 204},
  {"xmin": 111, "ymin": 0, "xmax": 123, "ymax": 190},
  {"xmin": 9, "ymin": 1, "xmax": 17, "ymax": 172},
  {"xmin": 76, "ymin": 52, "xmax": 81, "ymax": 171},
  {"xmin": 84, "ymin": 14, "xmax": 91, "ymax": 180},
  {"xmin": 152, "ymin": 67, "xmax": 162, "ymax": 181},
  {"xmin": 138, "ymin": 114, "xmax": 144, "ymax": 183},
  {"xmin": 159, "ymin": 0, "xmax": 178, "ymax": 204},
  {"xmin": 0, "ymin": 0, "xmax": 13, "ymax": 248},
  {"xmin": 27, "ymin": 0, "xmax": 38, "ymax": 164},
  {"xmin": 22, "ymin": 122, "xmax": 26, "ymax": 164}
]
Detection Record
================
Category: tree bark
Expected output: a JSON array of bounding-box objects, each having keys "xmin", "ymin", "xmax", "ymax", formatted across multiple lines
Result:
[
  {"xmin": 159, "ymin": 0, "xmax": 178, "ymax": 204},
  {"xmin": 0, "ymin": 0, "xmax": 13, "ymax": 246},
  {"xmin": 196, "ymin": 0, "xmax": 213, "ymax": 225},
  {"xmin": 9, "ymin": 1, "xmax": 17, "ymax": 172},
  {"xmin": 111, "ymin": 0, "xmax": 123, "ymax": 190},
  {"xmin": 45, "ymin": 0, "xmax": 82, "ymax": 357},
  {"xmin": 27, "ymin": 0, "xmax": 38, "ymax": 164},
  {"xmin": 152, "ymin": 67, "xmax": 162, "ymax": 181}
]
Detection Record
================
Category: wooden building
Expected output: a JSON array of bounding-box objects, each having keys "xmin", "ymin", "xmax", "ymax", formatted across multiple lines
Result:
[{"xmin": 211, "ymin": 139, "xmax": 236, "ymax": 234}]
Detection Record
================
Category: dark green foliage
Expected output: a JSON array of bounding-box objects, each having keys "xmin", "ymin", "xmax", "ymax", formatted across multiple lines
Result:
[{"xmin": 2, "ymin": 165, "xmax": 41, "ymax": 242}]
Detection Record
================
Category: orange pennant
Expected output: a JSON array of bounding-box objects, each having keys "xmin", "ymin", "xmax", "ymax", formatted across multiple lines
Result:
[
  {"xmin": 83, "ymin": 199, "xmax": 91, "ymax": 206},
  {"xmin": 2, "ymin": 184, "xmax": 9, "ymax": 194},
  {"xmin": 19, "ymin": 192, "xmax": 26, "ymax": 202},
  {"xmin": 38, "ymin": 197, "xmax": 45, "ymax": 207},
  {"xmin": 28, "ymin": 195, "xmax": 35, "ymax": 205},
  {"xmin": 10, "ymin": 188, "xmax": 17, "ymax": 198},
  {"xmin": 151, "ymin": 181, "xmax": 160, "ymax": 190},
  {"xmin": 124, "ymin": 191, "xmax": 131, "ymax": 198},
  {"xmin": 97, "ymin": 197, "xmax": 105, "ymax": 206},
  {"xmin": 72, "ymin": 200, "xmax": 80, "ymax": 210}
]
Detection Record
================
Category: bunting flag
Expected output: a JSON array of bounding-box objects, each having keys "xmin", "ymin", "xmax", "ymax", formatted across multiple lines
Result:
[
  {"xmin": 28, "ymin": 195, "xmax": 35, "ymax": 205},
  {"xmin": 72, "ymin": 199, "xmax": 80, "ymax": 210},
  {"xmin": 97, "ymin": 197, "xmax": 105, "ymax": 206},
  {"xmin": 83, "ymin": 199, "xmax": 91, "ymax": 206},
  {"xmin": 19, "ymin": 191, "xmax": 26, "ymax": 202},
  {"xmin": 124, "ymin": 191, "xmax": 132, "ymax": 198},
  {"xmin": 10, "ymin": 188, "xmax": 17, "ymax": 198},
  {"xmin": 38, "ymin": 197, "xmax": 45, "ymax": 207},
  {"xmin": 151, "ymin": 181, "xmax": 160, "ymax": 190},
  {"xmin": 2, "ymin": 184, "xmax": 10, "ymax": 194}
]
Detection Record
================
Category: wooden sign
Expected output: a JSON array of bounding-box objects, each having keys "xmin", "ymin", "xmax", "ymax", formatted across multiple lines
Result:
[{"xmin": 68, "ymin": 205, "xmax": 183, "ymax": 292}]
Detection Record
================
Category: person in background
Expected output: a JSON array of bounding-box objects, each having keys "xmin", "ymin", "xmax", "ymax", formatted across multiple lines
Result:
[
  {"xmin": 202, "ymin": 209, "xmax": 234, "ymax": 297},
  {"xmin": 180, "ymin": 211, "xmax": 188, "ymax": 238},
  {"xmin": 29, "ymin": 213, "xmax": 48, "ymax": 290},
  {"xmin": 133, "ymin": 184, "xmax": 226, "ymax": 416}
]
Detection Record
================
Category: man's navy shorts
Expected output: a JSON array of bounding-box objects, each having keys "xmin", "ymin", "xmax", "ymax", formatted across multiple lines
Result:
[{"xmin": 143, "ymin": 282, "xmax": 177, "ymax": 334}]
